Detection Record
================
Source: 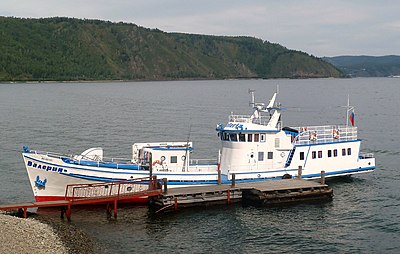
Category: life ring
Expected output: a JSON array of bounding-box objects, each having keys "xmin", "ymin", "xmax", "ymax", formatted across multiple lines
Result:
[
  {"xmin": 309, "ymin": 131, "xmax": 317, "ymax": 141},
  {"xmin": 300, "ymin": 127, "xmax": 308, "ymax": 132},
  {"xmin": 333, "ymin": 129, "xmax": 340, "ymax": 139},
  {"xmin": 152, "ymin": 160, "xmax": 161, "ymax": 166}
]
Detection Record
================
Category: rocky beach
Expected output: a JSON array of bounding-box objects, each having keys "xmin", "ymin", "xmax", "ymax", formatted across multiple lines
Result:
[{"xmin": 0, "ymin": 212, "xmax": 102, "ymax": 254}]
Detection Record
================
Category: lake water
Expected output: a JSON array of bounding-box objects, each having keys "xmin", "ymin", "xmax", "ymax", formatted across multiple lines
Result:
[{"xmin": 0, "ymin": 78, "xmax": 399, "ymax": 253}]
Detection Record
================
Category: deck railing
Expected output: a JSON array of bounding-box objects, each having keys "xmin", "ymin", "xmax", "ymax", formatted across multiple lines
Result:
[
  {"xmin": 229, "ymin": 114, "xmax": 271, "ymax": 126},
  {"xmin": 293, "ymin": 125, "xmax": 358, "ymax": 145},
  {"xmin": 65, "ymin": 177, "xmax": 160, "ymax": 200},
  {"xmin": 26, "ymin": 149, "xmax": 135, "ymax": 167}
]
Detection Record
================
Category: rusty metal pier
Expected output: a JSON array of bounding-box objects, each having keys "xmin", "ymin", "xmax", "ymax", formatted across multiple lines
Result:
[{"xmin": 0, "ymin": 177, "xmax": 161, "ymax": 221}]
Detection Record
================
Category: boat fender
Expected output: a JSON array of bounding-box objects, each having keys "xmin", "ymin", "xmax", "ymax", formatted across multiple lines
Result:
[{"xmin": 282, "ymin": 173, "xmax": 292, "ymax": 179}]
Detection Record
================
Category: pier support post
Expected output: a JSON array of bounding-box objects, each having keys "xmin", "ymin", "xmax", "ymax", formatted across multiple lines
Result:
[
  {"xmin": 227, "ymin": 190, "xmax": 231, "ymax": 204},
  {"xmin": 217, "ymin": 149, "xmax": 221, "ymax": 185},
  {"xmin": 114, "ymin": 199, "xmax": 117, "ymax": 219},
  {"xmin": 163, "ymin": 178, "xmax": 168, "ymax": 194},
  {"xmin": 151, "ymin": 175, "xmax": 157, "ymax": 190},
  {"xmin": 231, "ymin": 174, "xmax": 236, "ymax": 188},
  {"xmin": 297, "ymin": 166, "xmax": 303, "ymax": 179},
  {"xmin": 174, "ymin": 197, "xmax": 178, "ymax": 210},
  {"xmin": 66, "ymin": 203, "xmax": 71, "ymax": 222},
  {"xmin": 321, "ymin": 170, "xmax": 326, "ymax": 185}
]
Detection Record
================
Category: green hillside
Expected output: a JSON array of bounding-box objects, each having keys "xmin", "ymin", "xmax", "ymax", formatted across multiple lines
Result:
[{"xmin": 0, "ymin": 17, "xmax": 343, "ymax": 81}]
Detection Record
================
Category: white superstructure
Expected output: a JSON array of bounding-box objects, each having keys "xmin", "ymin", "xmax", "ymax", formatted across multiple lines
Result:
[{"xmin": 216, "ymin": 90, "xmax": 375, "ymax": 180}]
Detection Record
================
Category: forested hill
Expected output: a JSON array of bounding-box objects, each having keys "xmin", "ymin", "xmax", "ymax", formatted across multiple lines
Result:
[{"xmin": 0, "ymin": 17, "xmax": 343, "ymax": 81}]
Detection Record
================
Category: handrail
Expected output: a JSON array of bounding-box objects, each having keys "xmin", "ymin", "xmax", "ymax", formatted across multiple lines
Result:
[
  {"xmin": 293, "ymin": 125, "xmax": 358, "ymax": 145},
  {"xmin": 26, "ymin": 149, "xmax": 134, "ymax": 165},
  {"xmin": 65, "ymin": 177, "xmax": 160, "ymax": 200}
]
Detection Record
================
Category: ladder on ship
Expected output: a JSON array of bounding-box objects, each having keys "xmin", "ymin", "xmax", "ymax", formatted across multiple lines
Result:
[{"xmin": 285, "ymin": 147, "xmax": 296, "ymax": 168}]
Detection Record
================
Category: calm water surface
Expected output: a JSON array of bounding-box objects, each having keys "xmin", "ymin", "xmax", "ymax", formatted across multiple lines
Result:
[{"xmin": 0, "ymin": 78, "xmax": 399, "ymax": 253}]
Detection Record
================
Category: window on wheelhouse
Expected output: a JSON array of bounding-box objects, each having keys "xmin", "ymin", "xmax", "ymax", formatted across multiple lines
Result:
[
  {"xmin": 328, "ymin": 150, "xmax": 332, "ymax": 157},
  {"xmin": 333, "ymin": 149, "xmax": 338, "ymax": 157},
  {"xmin": 258, "ymin": 152, "xmax": 264, "ymax": 161},
  {"xmin": 229, "ymin": 133, "xmax": 238, "ymax": 142},
  {"xmin": 247, "ymin": 134, "xmax": 252, "ymax": 142},
  {"xmin": 260, "ymin": 134, "xmax": 266, "ymax": 142},
  {"xmin": 312, "ymin": 151, "xmax": 316, "ymax": 159},
  {"xmin": 254, "ymin": 134, "xmax": 260, "ymax": 142},
  {"xmin": 342, "ymin": 148, "xmax": 346, "ymax": 156},
  {"xmin": 318, "ymin": 151, "xmax": 323, "ymax": 158},
  {"xmin": 239, "ymin": 133, "xmax": 246, "ymax": 142},
  {"xmin": 347, "ymin": 148, "xmax": 352, "ymax": 155},
  {"xmin": 275, "ymin": 138, "xmax": 280, "ymax": 148},
  {"xmin": 268, "ymin": 152, "xmax": 273, "ymax": 159},
  {"xmin": 171, "ymin": 156, "xmax": 177, "ymax": 163},
  {"xmin": 300, "ymin": 152, "xmax": 305, "ymax": 160}
]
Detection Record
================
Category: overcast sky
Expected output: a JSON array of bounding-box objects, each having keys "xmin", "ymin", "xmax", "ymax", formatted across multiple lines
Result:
[{"xmin": 1, "ymin": 0, "xmax": 399, "ymax": 57}]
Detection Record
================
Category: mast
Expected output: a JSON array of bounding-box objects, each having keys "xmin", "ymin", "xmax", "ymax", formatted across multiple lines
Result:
[{"xmin": 346, "ymin": 95, "xmax": 355, "ymax": 127}]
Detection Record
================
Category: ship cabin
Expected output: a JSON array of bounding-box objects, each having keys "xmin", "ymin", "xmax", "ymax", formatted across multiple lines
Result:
[
  {"xmin": 216, "ymin": 91, "xmax": 375, "ymax": 180},
  {"xmin": 132, "ymin": 142, "xmax": 193, "ymax": 172}
]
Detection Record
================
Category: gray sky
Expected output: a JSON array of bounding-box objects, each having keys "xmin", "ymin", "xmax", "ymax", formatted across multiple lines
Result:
[{"xmin": 1, "ymin": 0, "xmax": 399, "ymax": 57}]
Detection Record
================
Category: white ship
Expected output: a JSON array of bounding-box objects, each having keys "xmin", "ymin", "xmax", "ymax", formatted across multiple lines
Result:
[{"xmin": 22, "ymin": 90, "xmax": 375, "ymax": 202}]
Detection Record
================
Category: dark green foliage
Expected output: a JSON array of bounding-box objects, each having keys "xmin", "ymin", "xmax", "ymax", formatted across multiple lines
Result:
[{"xmin": 0, "ymin": 16, "xmax": 342, "ymax": 81}]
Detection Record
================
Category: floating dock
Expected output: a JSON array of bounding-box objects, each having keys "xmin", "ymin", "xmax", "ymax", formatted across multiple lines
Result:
[{"xmin": 150, "ymin": 177, "xmax": 332, "ymax": 212}]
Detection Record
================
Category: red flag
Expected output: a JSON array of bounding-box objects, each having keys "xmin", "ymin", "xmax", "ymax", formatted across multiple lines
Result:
[{"xmin": 349, "ymin": 111, "xmax": 355, "ymax": 126}]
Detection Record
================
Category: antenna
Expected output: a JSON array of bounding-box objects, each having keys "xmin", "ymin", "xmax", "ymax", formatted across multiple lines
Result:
[
  {"xmin": 182, "ymin": 123, "xmax": 191, "ymax": 172},
  {"xmin": 248, "ymin": 89, "xmax": 255, "ymax": 108}
]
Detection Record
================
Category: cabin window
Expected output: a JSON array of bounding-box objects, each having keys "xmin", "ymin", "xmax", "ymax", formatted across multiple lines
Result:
[
  {"xmin": 347, "ymin": 148, "xmax": 352, "ymax": 155},
  {"xmin": 229, "ymin": 133, "xmax": 238, "ymax": 142},
  {"xmin": 239, "ymin": 133, "xmax": 246, "ymax": 142},
  {"xmin": 258, "ymin": 152, "xmax": 264, "ymax": 161},
  {"xmin": 318, "ymin": 151, "xmax": 322, "ymax": 158},
  {"xmin": 170, "ymin": 156, "xmax": 177, "ymax": 163},
  {"xmin": 260, "ymin": 134, "xmax": 266, "ymax": 142},
  {"xmin": 342, "ymin": 148, "xmax": 346, "ymax": 156},
  {"xmin": 247, "ymin": 134, "xmax": 252, "ymax": 142},
  {"xmin": 268, "ymin": 152, "xmax": 273, "ymax": 160},
  {"xmin": 275, "ymin": 138, "xmax": 280, "ymax": 148},
  {"xmin": 254, "ymin": 134, "xmax": 260, "ymax": 142},
  {"xmin": 328, "ymin": 150, "xmax": 332, "ymax": 158},
  {"xmin": 300, "ymin": 152, "xmax": 304, "ymax": 160},
  {"xmin": 222, "ymin": 133, "xmax": 229, "ymax": 141},
  {"xmin": 312, "ymin": 151, "xmax": 316, "ymax": 159},
  {"xmin": 333, "ymin": 149, "xmax": 338, "ymax": 157}
]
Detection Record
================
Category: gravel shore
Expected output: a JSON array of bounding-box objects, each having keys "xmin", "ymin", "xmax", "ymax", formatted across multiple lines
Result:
[{"xmin": 0, "ymin": 212, "xmax": 103, "ymax": 254}]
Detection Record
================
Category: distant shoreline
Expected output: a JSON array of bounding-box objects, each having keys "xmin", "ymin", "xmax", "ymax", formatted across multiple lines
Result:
[{"xmin": 0, "ymin": 76, "xmax": 359, "ymax": 84}]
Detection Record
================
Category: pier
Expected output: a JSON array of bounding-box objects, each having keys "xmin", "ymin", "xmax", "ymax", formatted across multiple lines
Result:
[
  {"xmin": 0, "ymin": 177, "xmax": 161, "ymax": 221},
  {"xmin": 150, "ymin": 175, "xmax": 332, "ymax": 212},
  {"xmin": 0, "ymin": 172, "xmax": 333, "ymax": 219}
]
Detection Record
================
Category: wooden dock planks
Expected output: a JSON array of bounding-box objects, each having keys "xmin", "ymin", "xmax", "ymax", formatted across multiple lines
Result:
[{"xmin": 150, "ymin": 179, "xmax": 333, "ymax": 212}]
